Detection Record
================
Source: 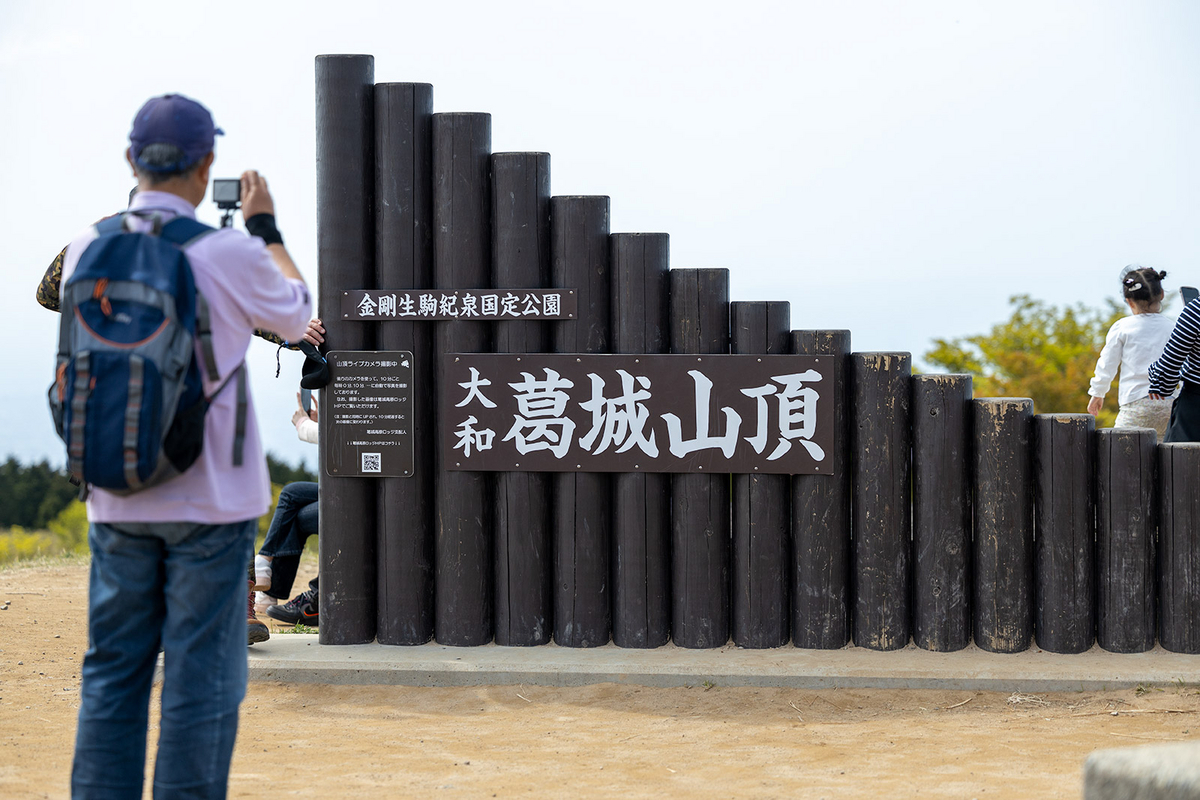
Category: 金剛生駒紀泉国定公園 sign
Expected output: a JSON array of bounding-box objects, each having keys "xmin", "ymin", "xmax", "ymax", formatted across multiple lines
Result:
[
  {"xmin": 341, "ymin": 289, "xmax": 577, "ymax": 321},
  {"xmin": 441, "ymin": 354, "xmax": 833, "ymax": 475}
]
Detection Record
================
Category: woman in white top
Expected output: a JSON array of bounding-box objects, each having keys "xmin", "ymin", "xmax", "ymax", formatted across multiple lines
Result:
[{"xmin": 1087, "ymin": 266, "xmax": 1175, "ymax": 438}]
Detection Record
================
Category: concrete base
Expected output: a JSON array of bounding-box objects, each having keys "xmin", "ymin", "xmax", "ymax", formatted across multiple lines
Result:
[
  {"xmin": 240, "ymin": 637, "xmax": 1200, "ymax": 691},
  {"xmin": 1084, "ymin": 742, "xmax": 1200, "ymax": 799}
]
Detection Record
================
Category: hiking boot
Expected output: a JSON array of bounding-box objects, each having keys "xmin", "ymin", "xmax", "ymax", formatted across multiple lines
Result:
[
  {"xmin": 248, "ymin": 579, "xmax": 270, "ymax": 645},
  {"xmin": 266, "ymin": 584, "xmax": 318, "ymax": 627}
]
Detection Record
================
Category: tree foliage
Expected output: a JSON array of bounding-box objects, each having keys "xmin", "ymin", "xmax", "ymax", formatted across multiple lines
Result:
[
  {"xmin": 266, "ymin": 452, "xmax": 317, "ymax": 485},
  {"xmin": 0, "ymin": 453, "xmax": 313, "ymax": 534},
  {"xmin": 923, "ymin": 295, "xmax": 1126, "ymax": 426},
  {"xmin": 0, "ymin": 457, "xmax": 77, "ymax": 530}
]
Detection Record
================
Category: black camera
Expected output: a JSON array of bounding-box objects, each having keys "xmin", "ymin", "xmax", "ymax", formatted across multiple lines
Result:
[
  {"xmin": 213, "ymin": 178, "xmax": 241, "ymax": 209},
  {"xmin": 212, "ymin": 178, "xmax": 241, "ymax": 228}
]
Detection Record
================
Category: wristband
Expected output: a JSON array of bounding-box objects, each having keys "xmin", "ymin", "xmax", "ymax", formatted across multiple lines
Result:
[{"xmin": 245, "ymin": 213, "xmax": 284, "ymax": 246}]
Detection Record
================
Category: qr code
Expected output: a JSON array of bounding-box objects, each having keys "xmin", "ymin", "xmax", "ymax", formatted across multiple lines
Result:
[{"xmin": 361, "ymin": 453, "xmax": 382, "ymax": 473}]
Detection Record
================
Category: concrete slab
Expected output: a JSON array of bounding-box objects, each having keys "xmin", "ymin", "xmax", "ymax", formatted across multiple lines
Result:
[
  {"xmin": 1084, "ymin": 742, "xmax": 1200, "ymax": 799},
  {"xmin": 243, "ymin": 636, "xmax": 1200, "ymax": 691}
]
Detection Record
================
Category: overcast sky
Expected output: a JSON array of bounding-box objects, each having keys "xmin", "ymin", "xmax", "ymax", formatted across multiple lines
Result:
[{"xmin": 3, "ymin": 0, "xmax": 1198, "ymax": 470}]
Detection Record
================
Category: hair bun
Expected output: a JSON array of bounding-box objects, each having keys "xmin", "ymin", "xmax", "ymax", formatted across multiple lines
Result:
[{"xmin": 1159, "ymin": 270, "xmax": 1168, "ymax": 280}]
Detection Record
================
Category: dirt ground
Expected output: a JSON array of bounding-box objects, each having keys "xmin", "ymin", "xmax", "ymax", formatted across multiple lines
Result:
[{"xmin": 2, "ymin": 559, "xmax": 1199, "ymax": 800}]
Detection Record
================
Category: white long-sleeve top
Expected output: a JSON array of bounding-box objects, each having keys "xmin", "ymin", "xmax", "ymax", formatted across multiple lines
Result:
[
  {"xmin": 292, "ymin": 412, "xmax": 319, "ymax": 444},
  {"xmin": 1089, "ymin": 312, "xmax": 1177, "ymax": 406}
]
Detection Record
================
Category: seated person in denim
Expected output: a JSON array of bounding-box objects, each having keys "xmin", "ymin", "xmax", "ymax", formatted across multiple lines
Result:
[{"xmin": 254, "ymin": 390, "xmax": 320, "ymax": 626}]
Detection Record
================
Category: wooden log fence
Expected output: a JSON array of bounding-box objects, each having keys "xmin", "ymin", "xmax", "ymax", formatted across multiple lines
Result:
[
  {"xmin": 374, "ymin": 81, "xmax": 434, "ymax": 645},
  {"xmin": 1096, "ymin": 428, "xmax": 1156, "ymax": 653},
  {"xmin": 610, "ymin": 233, "xmax": 672, "ymax": 648},
  {"xmin": 492, "ymin": 152, "xmax": 553, "ymax": 646},
  {"xmin": 790, "ymin": 331, "xmax": 852, "ymax": 649},
  {"xmin": 432, "ymin": 111, "xmax": 493, "ymax": 646},
  {"xmin": 911, "ymin": 374, "xmax": 972, "ymax": 652},
  {"xmin": 551, "ymin": 196, "xmax": 612, "ymax": 648},
  {"xmin": 731, "ymin": 301, "xmax": 791, "ymax": 649},
  {"xmin": 973, "ymin": 398, "xmax": 1035, "ymax": 654},
  {"xmin": 315, "ymin": 54, "xmax": 378, "ymax": 646},
  {"xmin": 313, "ymin": 56, "xmax": 1199, "ymax": 655}
]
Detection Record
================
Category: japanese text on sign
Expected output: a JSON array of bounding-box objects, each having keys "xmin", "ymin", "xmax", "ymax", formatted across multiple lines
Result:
[
  {"xmin": 325, "ymin": 351, "xmax": 415, "ymax": 478},
  {"xmin": 342, "ymin": 289, "xmax": 577, "ymax": 321},
  {"xmin": 441, "ymin": 354, "xmax": 833, "ymax": 474}
]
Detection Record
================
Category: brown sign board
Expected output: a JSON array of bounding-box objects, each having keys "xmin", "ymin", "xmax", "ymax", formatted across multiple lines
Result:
[
  {"xmin": 341, "ymin": 289, "xmax": 578, "ymax": 321},
  {"xmin": 441, "ymin": 354, "xmax": 834, "ymax": 475},
  {"xmin": 324, "ymin": 351, "xmax": 414, "ymax": 478}
]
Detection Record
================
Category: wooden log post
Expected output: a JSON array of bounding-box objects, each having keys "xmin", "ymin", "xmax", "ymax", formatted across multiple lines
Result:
[
  {"xmin": 731, "ymin": 301, "xmax": 791, "ymax": 648},
  {"xmin": 973, "ymin": 398, "xmax": 1034, "ymax": 653},
  {"xmin": 790, "ymin": 330, "xmax": 852, "ymax": 649},
  {"xmin": 551, "ymin": 196, "xmax": 612, "ymax": 647},
  {"xmin": 374, "ymin": 82, "xmax": 434, "ymax": 645},
  {"xmin": 1158, "ymin": 443, "xmax": 1200, "ymax": 654},
  {"xmin": 315, "ymin": 54, "xmax": 377, "ymax": 645},
  {"xmin": 1096, "ymin": 427, "xmax": 1157, "ymax": 653},
  {"xmin": 610, "ymin": 232, "xmax": 671, "ymax": 648},
  {"xmin": 432, "ymin": 112, "xmax": 493, "ymax": 646},
  {"xmin": 492, "ymin": 152, "xmax": 553, "ymax": 646},
  {"xmin": 670, "ymin": 268, "xmax": 732, "ymax": 649},
  {"xmin": 911, "ymin": 374, "xmax": 972, "ymax": 652},
  {"xmin": 1034, "ymin": 414, "xmax": 1096, "ymax": 654},
  {"xmin": 850, "ymin": 352, "xmax": 912, "ymax": 651}
]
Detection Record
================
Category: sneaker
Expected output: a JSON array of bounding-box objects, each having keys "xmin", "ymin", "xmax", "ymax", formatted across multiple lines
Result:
[
  {"xmin": 253, "ymin": 555, "xmax": 272, "ymax": 591},
  {"xmin": 266, "ymin": 586, "xmax": 319, "ymax": 627},
  {"xmin": 254, "ymin": 591, "xmax": 281, "ymax": 614},
  {"xmin": 248, "ymin": 579, "xmax": 270, "ymax": 645}
]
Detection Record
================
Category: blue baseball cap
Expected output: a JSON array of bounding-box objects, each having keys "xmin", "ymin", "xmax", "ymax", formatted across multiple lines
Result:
[{"xmin": 129, "ymin": 94, "xmax": 224, "ymax": 173}]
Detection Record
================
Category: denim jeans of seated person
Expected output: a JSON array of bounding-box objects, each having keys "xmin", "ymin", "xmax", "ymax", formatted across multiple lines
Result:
[
  {"xmin": 71, "ymin": 518, "xmax": 255, "ymax": 800},
  {"xmin": 258, "ymin": 480, "xmax": 318, "ymax": 600}
]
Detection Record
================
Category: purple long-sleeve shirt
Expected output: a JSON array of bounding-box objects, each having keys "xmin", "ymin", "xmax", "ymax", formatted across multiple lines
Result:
[{"xmin": 60, "ymin": 191, "xmax": 312, "ymax": 523}]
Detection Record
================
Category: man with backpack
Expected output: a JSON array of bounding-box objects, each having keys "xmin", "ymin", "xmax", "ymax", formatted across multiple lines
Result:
[{"xmin": 55, "ymin": 94, "xmax": 312, "ymax": 799}]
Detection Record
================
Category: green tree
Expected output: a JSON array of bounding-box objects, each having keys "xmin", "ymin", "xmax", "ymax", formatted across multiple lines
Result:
[
  {"xmin": 266, "ymin": 452, "xmax": 317, "ymax": 485},
  {"xmin": 924, "ymin": 295, "xmax": 1127, "ymax": 427},
  {"xmin": 0, "ymin": 457, "xmax": 77, "ymax": 530}
]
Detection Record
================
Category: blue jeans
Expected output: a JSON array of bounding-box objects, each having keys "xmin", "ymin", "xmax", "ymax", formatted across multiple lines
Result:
[
  {"xmin": 72, "ymin": 519, "xmax": 256, "ymax": 800},
  {"xmin": 258, "ymin": 481, "xmax": 318, "ymax": 600}
]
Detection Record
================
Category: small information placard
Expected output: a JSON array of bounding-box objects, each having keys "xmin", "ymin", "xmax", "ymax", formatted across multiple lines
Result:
[
  {"xmin": 341, "ymin": 289, "xmax": 577, "ymax": 321},
  {"xmin": 324, "ymin": 351, "xmax": 414, "ymax": 478}
]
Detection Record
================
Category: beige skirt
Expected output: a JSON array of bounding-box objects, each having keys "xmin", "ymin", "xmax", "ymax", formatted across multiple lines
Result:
[{"xmin": 1114, "ymin": 396, "xmax": 1175, "ymax": 440}]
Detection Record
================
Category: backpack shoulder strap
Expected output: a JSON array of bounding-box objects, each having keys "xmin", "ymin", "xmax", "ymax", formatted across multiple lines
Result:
[
  {"xmin": 159, "ymin": 217, "xmax": 222, "ymax": 381},
  {"xmin": 206, "ymin": 362, "xmax": 249, "ymax": 467},
  {"xmin": 160, "ymin": 216, "xmax": 217, "ymax": 248},
  {"xmin": 93, "ymin": 214, "xmax": 127, "ymax": 238}
]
